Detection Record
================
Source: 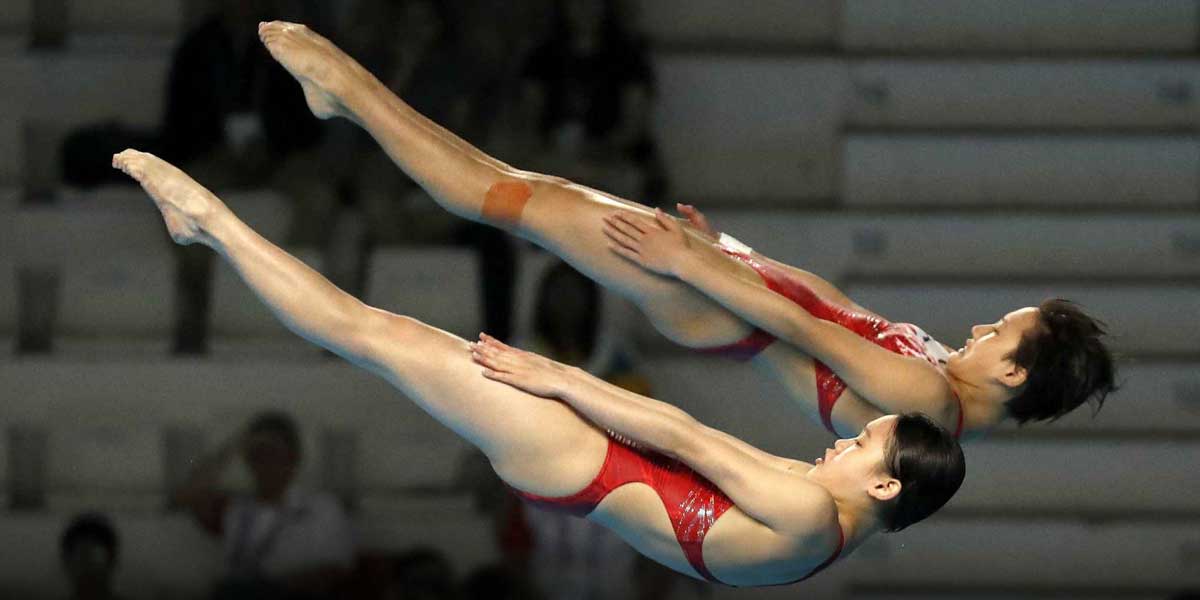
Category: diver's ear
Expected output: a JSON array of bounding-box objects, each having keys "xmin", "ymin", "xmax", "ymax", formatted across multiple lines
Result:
[
  {"xmin": 867, "ymin": 476, "xmax": 901, "ymax": 503},
  {"xmin": 1000, "ymin": 362, "xmax": 1029, "ymax": 389}
]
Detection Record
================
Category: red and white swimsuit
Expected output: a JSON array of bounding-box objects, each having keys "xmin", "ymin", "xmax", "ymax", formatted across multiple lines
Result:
[{"xmin": 702, "ymin": 244, "xmax": 964, "ymax": 439}]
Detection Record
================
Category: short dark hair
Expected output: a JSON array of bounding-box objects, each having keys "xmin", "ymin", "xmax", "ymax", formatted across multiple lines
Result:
[
  {"xmin": 881, "ymin": 413, "xmax": 966, "ymax": 532},
  {"xmin": 60, "ymin": 512, "xmax": 119, "ymax": 563},
  {"xmin": 248, "ymin": 410, "xmax": 302, "ymax": 455},
  {"xmin": 1005, "ymin": 299, "xmax": 1118, "ymax": 424}
]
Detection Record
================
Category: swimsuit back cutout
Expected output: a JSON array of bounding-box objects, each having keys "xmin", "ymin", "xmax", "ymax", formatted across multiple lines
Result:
[
  {"xmin": 511, "ymin": 438, "xmax": 844, "ymax": 586},
  {"xmin": 706, "ymin": 248, "xmax": 964, "ymax": 439}
]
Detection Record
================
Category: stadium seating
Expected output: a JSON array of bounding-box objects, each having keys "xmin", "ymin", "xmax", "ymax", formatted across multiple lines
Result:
[
  {"xmin": 651, "ymin": 54, "xmax": 845, "ymax": 205},
  {"xmin": 636, "ymin": 0, "xmax": 836, "ymax": 47},
  {"xmin": 840, "ymin": 518, "xmax": 1200, "ymax": 588},
  {"xmin": 54, "ymin": 253, "xmax": 175, "ymax": 355},
  {"xmin": 0, "ymin": 53, "xmax": 169, "ymax": 186},
  {"xmin": 843, "ymin": 135, "xmax": 1200, "ymax": 208},
  {"xmin": 67, "ymin": 0, "xmax": 183, "ymax": 36},
  {"xmin": 365, "ymin": 247, "xmax": 482, "ymax": 341},
  {"xmin": 843, "ymin": 282, "xmax": 1200, "ymax": 356},
  {"xmin": 641, "ymin": 357, "xmax": 1200, "ymax": 437},
  {"xmin": 847, "ymin": 60, "xmax": 1200, "ymax": 130},
  {"xmin": 835, "ymin": 213, "xmax": 1200, "ymax": 279},
  {"xmin": 842, "ymin": 0, "xmax": 1199, "ymax": 54}
]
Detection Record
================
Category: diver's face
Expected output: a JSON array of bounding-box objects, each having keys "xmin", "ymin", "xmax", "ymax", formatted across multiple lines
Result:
[
  {"xmin": 809, "ymin": 415, "xmax": 898, "ymax": 494},
  {"xmin": 946, "ymin": 307, "xmax": 1040, "ymax": 387}
]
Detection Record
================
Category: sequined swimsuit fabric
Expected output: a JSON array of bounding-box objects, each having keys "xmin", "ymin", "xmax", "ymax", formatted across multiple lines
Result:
[
  {"xmin": 701, "ymin": 247, "xmax": 961, "ymax": 438},
  {"xmin": 511, "ymin": 437, "xmax": 843, "ymax": 585},
  {"xmin": 511, "ymin": 438, "xmax": 732, "ymax": 582}
]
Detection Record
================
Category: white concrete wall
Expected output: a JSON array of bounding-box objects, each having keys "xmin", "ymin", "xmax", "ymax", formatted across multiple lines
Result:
[
  {"xmin": 847, "ymin": 61, "xmax": 1200, "ymax": 129},
  {"xmin": 365, "ymin": 248, "xmax": 482, "ymax": 341},
  {"xmin": 652, "ymin": 55, "xmax": 846, "ymax": 204},
  {"xmin": 636, "ymin": 0, "xmax": 837, "ymax": 47},
  {"xmin": 842, "ymin": 0, "xmax": 1199, "ymax": 53},
  {"xmin": 844, "ymin": 282, "xmax": 1200, "ymax": 355},
  {"xmin": 844, "ymin": 135, "xmax": 1200, "ymax": 208}
]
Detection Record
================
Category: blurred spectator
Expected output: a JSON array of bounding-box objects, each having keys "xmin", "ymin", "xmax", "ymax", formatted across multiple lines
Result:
[
  {"xmin": 345, "ymin": 0, "xmax": 529, "ymax": 342},
  {"xmin": 390, "ymin": 547, "xmax": 458, "ymax": 600},
  {"xmin": 173, "ymin": 411, "xmax": 355, "ymax": 600},
  {"xmin": 461, "ymin": 564, "xmax": 540, "ymax": 600},
  {"xmin": 62, "ymin": 0, "xmax": 335, "ymax": 354},
  {"xmin": 60, "ymin": 512, "xmax": 127, "ymax": 600},
  {"xmin": 518, "ymin": 0, "xmax": 668, "ymax": 204}
]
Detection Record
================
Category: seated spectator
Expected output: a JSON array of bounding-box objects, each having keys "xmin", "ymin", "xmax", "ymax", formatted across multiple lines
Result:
[
  {"xmin": 60, "ymin": 513, "xmax": 127, "ymax": 600},
  {"xmin": 173, "ymin": 411, "xmax": 355, "ymax": 600}
]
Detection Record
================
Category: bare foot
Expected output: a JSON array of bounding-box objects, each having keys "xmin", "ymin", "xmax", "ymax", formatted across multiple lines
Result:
[
  {"xmin": 112, "ymin": 149, "xmax": 225, "ymax": 247},
  {"xmin": 258, "ymin": 21, "xmax": 364, "ymax": 121}
]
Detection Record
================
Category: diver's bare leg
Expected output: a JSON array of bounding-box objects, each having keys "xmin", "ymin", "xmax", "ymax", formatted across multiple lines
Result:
[
  {"xmin": 257, "ymin": 21, "xmax": 753, "ymax": 347},
  {"xmin": 112, "ymin": 150, "xmax": 606, "ymax": 496}
]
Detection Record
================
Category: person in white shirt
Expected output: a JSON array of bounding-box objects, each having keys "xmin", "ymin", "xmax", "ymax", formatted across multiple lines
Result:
[{"xmin": 174, "ymin": 411, "xmax": 355, "ymax": 599}]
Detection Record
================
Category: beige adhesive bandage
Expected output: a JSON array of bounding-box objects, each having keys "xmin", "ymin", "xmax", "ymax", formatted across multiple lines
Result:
[{"xmin": 482, "ymin": 181, "xmax": 533, "ymax": 227}]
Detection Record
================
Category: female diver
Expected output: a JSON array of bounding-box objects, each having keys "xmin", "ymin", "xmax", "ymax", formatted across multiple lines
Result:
[{"xmin": 111, "ymin": 149, "xmax": 964, "ymax": 586}]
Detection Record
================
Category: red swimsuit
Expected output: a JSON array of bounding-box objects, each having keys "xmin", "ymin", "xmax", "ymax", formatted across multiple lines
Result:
[
  {"xmin": 702, "ymin": 248, "xmax": 964, "ymax": 439},
  {"xmin": 512, "ymin": 438, "xmax": 844, "ymax": 586}
]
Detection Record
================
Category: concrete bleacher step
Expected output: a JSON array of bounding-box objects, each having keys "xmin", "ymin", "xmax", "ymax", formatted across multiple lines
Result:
[
  {"xmin": 10, "ymin": 203, "xmax": 170, "ymax": 262},
  {"xmin": 1, "ymin": 506, "xmax": 1194, "ymax": 597},
  {"xmin": 54, "ymin": 253, "xmax": 176, "ymax": 355},
  {"xmin": 847, "ymin": 60, "xmax": 1200, "ymax": 131},
  {"xmin": 0, "ymin": 497, "xmax": 497, "ymax": 599},
  {"xmin": 850, "ymin": 589, "xmax": 1173, "ymax": 600},
  {"xmin": 949, "ymin": 437, "xmax": 1200, "ymax": 515},
  {"xmin": 641, "ymin": 357, "xmax": 1200, "ymax": 438},
  {"xmin": 849, "ymin": 589, "xmax": 1170, "ymax": 600},
  {"xmin": 0, "ymin": 512, "xmax": 221, "ymax": 599},
  {"xmin": 2, "ymin": 354, "xmax": 1197, "ymax": 513},
  {"xmin": 705, "ymin": 210, "xmax": 1200, "ymax": 279},
  {"xmin": 841, "ymin": 517, "xmax": 1200, "ymax": 588},
  {"xmin": 0, "ymin": 259, "xmax": 17, "ymax": 342},
  {"xmin": 842, "ymin": 0, "xmax": 1199, "ymax": 54},
  {"xmin": 843, "ymin": 281, "xmax": 1200, "ymax": 356},
  {"xmin": 843, "ymin": 134, "xmax": 1200, "ymax": 208},
  {"xmin": 637, "ymin": 0, "xmax": 837, "ymax": 48},
  {"xmin": 365, "ymin": 247, "xmax": 482, "ymax": 341},
  {"xmin": 651, "ymin": 54, "xmax": 844, "ymax": 205},
  {"xmin": 0, "ymin": 52, "xmax": 169, "ymax": 185},
  {"xmin": 67, "ymin": 0, "xmax": 183, "ymax": 36},
  {"xmin": 834, "ymin": 213, "xmax": 1200, "ymax": 279},
  {"xmin": 0, "ymin": 0, "xmax": 30, "ymax": 35}
]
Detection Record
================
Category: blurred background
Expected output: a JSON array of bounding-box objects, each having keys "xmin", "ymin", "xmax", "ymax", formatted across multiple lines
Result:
[{"xmin": 2, "ymin": 0, "xmax": 1200, "ymax": 598}]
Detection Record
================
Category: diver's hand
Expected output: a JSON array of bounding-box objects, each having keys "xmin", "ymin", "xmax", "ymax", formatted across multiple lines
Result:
[
  {"xmin": 470, "ymin": 333, "xmax": 579, "ymax": 399},
  {"xmin": 602, "ymin": 208, "xmax": 692, "ymax": 278}
]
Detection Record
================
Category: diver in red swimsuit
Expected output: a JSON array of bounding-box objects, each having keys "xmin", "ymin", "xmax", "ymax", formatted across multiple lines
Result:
[
  {"xmin": 255, "ymin": 21, "xmax": 1114, "ymax": 443},
  {"xmin": 704, "ymin": 245, "xmax": 965, "ymax": 439},
  {"xmin": 603, "ymin": 208, "xmax": 1114, "ymax": 440},
  {"xmin": 116, "ymin": 149, "xmax": 965, "ymax": 587}
]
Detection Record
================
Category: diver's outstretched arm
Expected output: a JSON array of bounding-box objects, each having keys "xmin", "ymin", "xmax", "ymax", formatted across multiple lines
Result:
[
  {"xmin": 605, "ymin": 210, "xmax": 953, "ymax": 423},
  {"xmin": 471, "ymin": 334, "xmax": 833, "ymax": 533}
]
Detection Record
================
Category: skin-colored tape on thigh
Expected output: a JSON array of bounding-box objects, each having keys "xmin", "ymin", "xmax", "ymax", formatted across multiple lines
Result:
[{"xmin": 482, "ymin": 181, "xmax": 533, "ymax": 226}]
